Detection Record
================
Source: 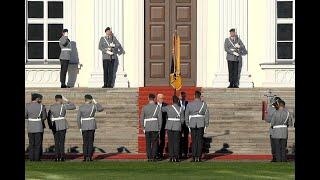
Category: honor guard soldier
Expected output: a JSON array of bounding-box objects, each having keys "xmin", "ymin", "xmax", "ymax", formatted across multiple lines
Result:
[
  {"xmin": 99, "ymin": 27, "xmax": 121, "ymax": 88},
  {"xmin": 161, "ymin": 95, "xmax": 184, "ymax": 162},
  {"xmin": 140, "ymin": 94, "xmax": 162, "ymax": 162},
  {"xmin": 224, "ymin": 28, "xmax": 247, "ymax": 88},
  {"xmin": 266, "ymin": 99, "xmax": 293, "ymax": 162},
  {"xmin": 185, "ymin": 91, "xmax": 209, "ymax": 162},
  {"xmin": 59, "ymin": 29, "xmax": 72, "ymax": 88},
  {"xmin": 47, "ymin": 95, "xmax": 76, "ymax": 162},
  {"xmin": 156, "ymin": 94, "xmax": 167, "ymax": 160},
  {"xmin": 25, "ymin": 93, "xmax": 47, "ymax": 161},
  {"xmin": 77, "ymin": 95, "xmax": 104, "ymax": 162},
  {"xmin": 179, "ymin": 91, "xmax": 189, "ymax": 158}
]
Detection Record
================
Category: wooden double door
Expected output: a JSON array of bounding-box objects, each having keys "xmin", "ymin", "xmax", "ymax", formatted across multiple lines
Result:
[{"xmin": 144, "ymin": 0, "xmax": 197, "ymax": 86}]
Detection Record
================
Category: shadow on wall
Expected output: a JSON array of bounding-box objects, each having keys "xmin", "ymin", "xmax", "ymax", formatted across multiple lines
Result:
[{"xmin": 67, "ymin": 41, "xmax": 81, "ymax": 87}]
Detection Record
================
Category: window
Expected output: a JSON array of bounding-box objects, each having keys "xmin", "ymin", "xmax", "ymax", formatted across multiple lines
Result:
[
  {"xmin": 276, "ymin": 0, "xmax": 295, "ymax": 62},
  {"xmin": 26, "ymin": 0, "xmax": 64, "ymax": 63}
]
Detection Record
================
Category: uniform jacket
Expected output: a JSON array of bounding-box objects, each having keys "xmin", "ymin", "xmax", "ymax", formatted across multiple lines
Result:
[
  {"xmin": 76, "ymin": 103, "xmax": 104, "ymax": 130},
  {"xmin": 59, "ymin": 35, "xmax": 72, "ymax": 60},
  {"xmin": 98, "ymin": 35, "xmax": 121, "ymax": 60},
  {"xmin": 224, "ymin": 35, "xmax": 247, "ymax": 61},
  {"xmin": 185, "ymin": 99, "xmax": 209, "ymax": 128},
  {"xmin": 25, "ymin": 102, "xmax": 47, "ymax": 133},
  {"xmin": 162, "ymin": 104, "xmax": 185, "ymax": 131},
  {"xmin": 47, "ymin": 102, "xmax": 76, "ymax": 131},
  {"xmin": 140, "ymin": 103, "xmax": 162, "ymax": 132},
  {"xmin": 266, "ymin": 106, "xmax": 293, "ymax": 139}
]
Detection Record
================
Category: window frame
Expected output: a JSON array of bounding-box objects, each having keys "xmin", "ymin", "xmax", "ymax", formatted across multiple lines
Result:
[
  {"xmin": 26, "ymin": 0, "xmax": 64, "ymax": 63},
  {"xmin": 276, "ymin": 0, "xmax": 295, "ymax": 62}
]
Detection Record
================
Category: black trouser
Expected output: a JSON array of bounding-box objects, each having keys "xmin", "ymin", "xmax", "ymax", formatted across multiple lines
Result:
[
  {"xmin": 274, "ymin": 138, "xmax": 287, "ymax": 162},
  {"xmin": 53, "ymin": 129, "xmax": 66, "ymax": 159},
  {"xmin": 60, "ymin": 59, "xmax": 69, "ymax": 85},
  {"xmin": 82, "ymin": 130, "xmax": 95, "ymax": 159},
  {"xmin": 28, "ymin": 132, "xmax": 43, "ymax": 161},
  {"xmin": 227, "ymin": 61, "xmax": 239, "ymax": 86},
  {"xmin": 145, "ymin": 131, "xmax": 159, "ymax": 159},
  {"xmin": 103, "ymin": 59, "xmax": 115, "ymax": 87},
  {"xmin": 270, "ymin": 135, "xmax": 276, "ymax": 161},
  {"xmin": 158, "ymin": 127, "xmax": 166, "ymax": 157},
  {"xmin": 191, "ymin": 127, "xmax": 204, "ymax": 158},
  {"xmin": 167, "ymin": 130, "xmax": 180, "ymax": 158},
  {"xmin": 180, "ymin": 123, "xmax": 189, "ymax": 156}
]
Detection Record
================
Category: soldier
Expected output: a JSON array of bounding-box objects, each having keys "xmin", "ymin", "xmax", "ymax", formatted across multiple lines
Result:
[
  {"xmin": 99, "ymin": 27, "xmax": 122, "ymax": 88},
  {"xmin": 162, "ymin": 95, "xmax": 184, "ymax": 162},
  {"xmin": 266, "ymin": 99, "xmax": 293, "ymax": 162},
  {"xmin": 265, "ymin": 96, "xmax": 282, "ymax": 162},
  {"xmin": 25, "ymin": 93, "xmax": 47, "ymax": 161},
  {"xmin": 179, "ymin": 91, "xmax": 189, "ymax": 158},
  {"xmin": 224, "ymin": 28, "xmax": 247, "ymax": 88},
  {"xmin": 59, "ymin": 29, "xmax": 72, "ymax": 88},
  {"xmin": 157, "ymin": 93, "xmax": 167, "ymax": 160},
  {"xmin": 47, "ymin": 95, "xmax": 76, "ymax": 162},
  {"xmin": 185, "ymin": 91, "xmax": 209, "ymax": 162},
  {"xmin": 77, "ymin": 95, "xmax": 104, "ymax": 162},
  {"xmin": 140, "ymin": 94, "xmax": 162, "ymax": 162}
]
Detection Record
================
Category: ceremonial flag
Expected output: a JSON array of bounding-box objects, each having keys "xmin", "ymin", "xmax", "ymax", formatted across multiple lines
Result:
[{"xmin": 169, "ymin": 33, "xmax": 182, "ymax": 91}]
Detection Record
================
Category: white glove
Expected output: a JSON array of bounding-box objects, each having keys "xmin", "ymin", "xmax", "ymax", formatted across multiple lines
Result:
[
  {"xmin": 230, "ymin": 48, "xmax": 235, "ymax": 52},
  {"xmin": 106, "ymin": 50, "xmax": 114, "ymax": 55},
  {"xmin": 80, "ymin": 129, "xmax": 82, "ymax": 134},
  {"xmin": 143, "ymin": 129, "xmax": 145, "ymax": 133},
  {"xmin": 92, "ymin": 99, "xmax": 97, "ymax": 104},
  {"xmin": 64, "ymin": 32, "xmax": 68, "ymax": 36},
  {"xmin": 233, "ymin": 52, "xmax": 240, "ymax": 56},
  {"xmin": 110, "ymin": 42, "xmax": 115, "ymax": 47},
  {"xmin": 235, "ymin": 43, "xmax": 240, "ymax": 48},
  {"xmin": 62, "ymin": 95, "xmax": 68, "ymax": 102},
  {"xmin": 188, "ymin": 127, "xmax": 191, "ymax": 133},
  {"xmin": 204, "ymin": 127, "xmax": 207, "ymax": 134}
]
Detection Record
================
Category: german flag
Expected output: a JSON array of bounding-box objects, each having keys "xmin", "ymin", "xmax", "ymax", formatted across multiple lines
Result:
[{"xmin": 169, "ymin": 33, "xmax": 182, "ymax": 91}]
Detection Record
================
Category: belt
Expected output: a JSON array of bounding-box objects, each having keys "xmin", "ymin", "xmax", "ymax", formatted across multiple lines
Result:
[
  {"xmin": 61, "ymin": 48, "xmax": 71, "ymax": 51},
  {"xmin": 52, "ymin": 117, "xmax": 65, "ymax": 121},
  {"xmin": 144, "ymin": 118, "xmax": 157, "ymax": 127},
  {"xmin": 189, "ymin": 114, "xmax": 205, "ymax": 120},
  {"xmin": 81, "ymin": 117, "xmax": 95, "ymax": 121},
  {"xmin": 28, "ymin": 118, "xmax": 41, "ymax": 122},
  {"xmin": 273, "ymin": 125, "xmax": 287, "ymax": 129},
  {"xmin": 168, "ymin": 118, "xmax": 180, "ymax": 121}
]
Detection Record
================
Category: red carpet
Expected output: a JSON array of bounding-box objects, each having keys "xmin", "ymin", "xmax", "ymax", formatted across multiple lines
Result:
[
  {"xmin": 138, "ymin": 87, "xmax": 201, "ymax": 153},
  {"xmin": 25, "ymin": 153, "xmax": 294, "ymax": 161}
]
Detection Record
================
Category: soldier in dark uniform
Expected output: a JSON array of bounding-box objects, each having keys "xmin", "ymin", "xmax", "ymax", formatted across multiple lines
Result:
[
  {"xmin": 179, "ymin": 91, "xmax": 189, "ymax": 158},
  {"xmin": 47, "ymin": 95, "xmax": 76, "ymax": 161},
  {"xmin": 25, "ymin": 93, "xmax": 47, "ymax": 161},
  {"xmin": 156, "ymin": 94, "xmax": 167, "ymax": 160},
  {"xmin": 185, "ymin": 91, "xmax": 209, "ymax": 162},
  {"xmin": 59, "ymin": 29, "xmax": 72, "ymax": 88},
  {"xmin": 162, "ymin": 95, "xmax": 184, "ymax": 162},
  {"xmin": 77, "ymin": 95, "xmax": 104, "ymax": 161},
  {"xmin": 266, "ymin": 100, "xmax": 293, "ymax": 162},
  {"xmin": 140, "ymin": 94, "xmax": 162, "ymax": 162}
]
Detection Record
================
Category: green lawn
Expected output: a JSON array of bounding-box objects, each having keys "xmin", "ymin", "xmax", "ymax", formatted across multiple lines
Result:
[{"xmin": 26, "ymin": 161, "xmax": 294, "ymax": 180}]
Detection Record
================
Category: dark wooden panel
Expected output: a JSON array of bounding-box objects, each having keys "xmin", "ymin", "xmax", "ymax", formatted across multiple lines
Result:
[
  {"xmin": 176, "ymin": 6, "xmax": 191, "ymax": 22},
  {"xmin": 150, "ymin": 62, "xmax": 165, "ymax": 78},
  {"xmin": 176, "ymin": 25, "xmax": 191, "ymax": 41},
  {"xmin": 150, "ymin": 25, "xmax": 165, "ymax": 41},
  {"xmin": 150, "ymin": 0, "xmax": 165, "ymax": 3},
  {"xmin": 150, "ymin": 44, "xmax": 165, "ymax": 59},
  {"xmin": 180, "ymin": 43, "xmax": 191, "ymax": 59},
  {"xmin": 150, "ymin": 6, "xmax": 165, "ymax": 22},
  {"xmin": 181, "ymin": 62, "xmax": 191, "ymax": 78}
]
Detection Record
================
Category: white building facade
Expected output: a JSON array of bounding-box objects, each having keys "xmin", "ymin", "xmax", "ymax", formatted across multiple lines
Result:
[{"xmin": 25, "ymin": 0, "xmax": 295, "ymax": 88}]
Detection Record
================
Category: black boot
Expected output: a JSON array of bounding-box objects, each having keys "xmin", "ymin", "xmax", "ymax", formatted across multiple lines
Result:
[
  {"xmin": 227, "ymin": 83, "xmax": 232, "ymax": 88},
  {"xmin": 191, "ymin": 157, "xmax": 196, "ymax": 162},
  {"xmin": 61, "ymin": 84, "xmax": 67, "ymax": 88},
  {"xmin": 60, "ymin": 157, "xmax": 65, "ymax": 162},
  {"xmin": 54, "ymin": 158, "xmax": 59, "ymax": 162},
  {"xmin": 168, "ymin": 158, "xmax": 173, "ymax": 162},
  {"xmin": 102, "ymin": 84, "xmax": 108, "ymax": 88}
]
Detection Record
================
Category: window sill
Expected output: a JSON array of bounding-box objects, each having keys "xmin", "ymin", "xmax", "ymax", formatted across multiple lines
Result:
[
  {"xmin": 25, "ymin": 62, "xmax": 82, "ymax": 69},
  {"xmin": 260, "ymin": 63, "xmax": 295, "ymax": 70}
]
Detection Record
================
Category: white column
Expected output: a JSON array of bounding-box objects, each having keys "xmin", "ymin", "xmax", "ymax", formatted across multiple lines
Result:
[
  {"xmin": 213, "ymin": 0, "xmax": 252, "ymax": 87},
  {"xmin": 264, "ymin": 0, "xmax": 276, "ymax": 64},
  {"xmin": 197, "ymin": 0, "xmax": 208, "ymax": 87},
  {"xmin": 89, "ymin": 0, "xmax": 128, "ymax": 87}
]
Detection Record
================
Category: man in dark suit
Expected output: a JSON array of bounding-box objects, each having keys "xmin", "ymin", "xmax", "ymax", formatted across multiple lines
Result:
[
  {"xmin": 156, "ymin": 94, "xmax": 167, "ymax": 160},
  {"xmin": 179, "ymin": 92, "xmax": 189, "ymax": 158}
]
